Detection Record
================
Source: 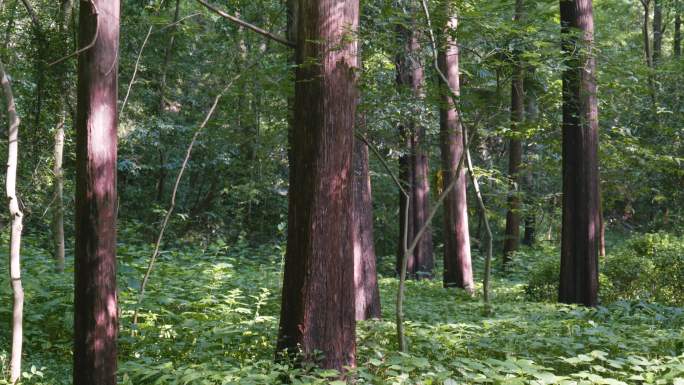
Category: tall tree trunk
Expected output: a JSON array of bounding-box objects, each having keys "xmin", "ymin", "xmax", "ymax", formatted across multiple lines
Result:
[
  {"xmin": 522, "ymin": 81, "xmax": 538, "ymax": 247},
  {"xmin": 503, "ymin": 0, "xmax": 525, "ymax": 266},
  {"xmin": 73, "ymin": 1, "xmax": 120, "ymax": 384},
  {"xmin": 395, "ymin": 9, "xmax": 433, "ymax": 279},
  {"xmin": 438, "ymin": 6, "xmax": 473, "ymax": 291},
  {"xmin": 675, "ymin": 2, "xmax": 681, "ymax": 58},
  {"xmin": 353, "ymin": 138, "xmax": 381, "ymax": 320},
  {"xmin": 558, "ymin": 0, "xmax": 600, "ymax": 307},
  {"xmin": 277, "ymin": 0, "xmax": 359, "ymax": 371},
  {"xmin": 2, "ymin": 58, "xmax": 24, "ymax": 385},
  {"xmin": 52, "ymin": 0, "xmax": 73, "ymax": 273},
  {"xmin": 653, "ymin": 0, "xmax": 663, "ymax": 63},
  {"xmin": 155, "ymin": 0, "xmax": 181, "ymax": 203}
]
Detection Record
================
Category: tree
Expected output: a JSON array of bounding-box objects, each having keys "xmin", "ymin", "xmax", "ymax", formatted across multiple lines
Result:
[
  {"xmin": 675, "ymin": 0, "xmax": 681, "ymax": 58},
  {"xmin": 653, "ymin": 0, "xmax": 663, "ymax": 63},
  {"xmin": 353, "ymin": 138, "xmax": 381, "ymax": 320},
  {"xmin": 52, "ymin": 0, "xmax": 73, "ymax": 273},
  {"xmin": 395, "ymin": 6, "xmax": 433, "ymax": 279},
  {"xmin": 438, "ymin": 2, "xmax": 473, "ymax": 291},
  {"xmin": 73, "ymin": 1, "xmax": 120, "ymax": 384},
  {"xmin": 558, "ymin": 0, "xmax": 600, "ymax": 307},
  {"xmin": 503, "ymin": 0, "xmax": 525, "ymax": 265},
  {"xmin": 277, "ymin": 0, "xmax": 359, "ymax": 371},
  {"xmin": 2, "ymin": 57, "xmax": 24, "ymax": 385}
]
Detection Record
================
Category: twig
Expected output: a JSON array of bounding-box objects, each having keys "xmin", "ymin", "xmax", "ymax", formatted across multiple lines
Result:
[
  {"xmin": 155, "ymin": 12, "xmax": 202, "ymax": 33},
  {"xmin": 132, "ymin": 72, "xmax": 244, "ymax": 325},
  {"xmin": 120, "ymin": 25, "xmax": 153, "ymax": 115},
  {"xmin": 196, "ymin": 0, "xmax": 295, "ymax": 48},
  {"xmin": 49, "ymin": 0, "xmax": 99, "ymax": 67}
]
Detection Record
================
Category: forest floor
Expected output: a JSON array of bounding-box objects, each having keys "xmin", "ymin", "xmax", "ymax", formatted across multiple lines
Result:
[{"xmin": 1, "ymin": 234, "xmax": 684, "ymax": 384}]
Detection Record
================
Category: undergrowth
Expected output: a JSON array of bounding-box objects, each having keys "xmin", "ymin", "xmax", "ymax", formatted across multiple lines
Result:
[{"xmin": 1, "ymin": 233, "xmax": 684, "ymax": 384}]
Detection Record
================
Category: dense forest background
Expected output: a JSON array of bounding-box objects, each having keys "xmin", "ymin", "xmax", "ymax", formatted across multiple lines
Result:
[{"xmin": 0, "ymin": 0, "xmax": 682, "ymax": 383}]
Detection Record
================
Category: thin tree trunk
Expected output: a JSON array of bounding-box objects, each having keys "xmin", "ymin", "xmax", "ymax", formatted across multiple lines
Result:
[
  {"xmin": 1, "ymin": 58, "xmax": 24, "ymax": 385},
  {"xmin": 675, "ymin": 2, "xmax": 681, "ymax": 58},
  {"xmin": 52, "ymin": 0, "xmax": 73, "ymax": 273},
  {"xmin": 503, "ymin": 0, "xmax": 525, "ymax": 266},
  {"xmin": 353, "ymin": 138, "xmax": 381, "ymax": 320},
  {"xmin": 558, "ymin": 0, "xmax": 600, "ymax": 307},
  {"xmin": 397, "ymin": 147, "xmax": 415, "ymax": 276},
  {"xmin": 438, "ymin": 5, "xmax": 473, "ymax": 292},
  {"xmin": 52, "ymin": 115, "xmax": 66, "ymax": 271},
  {"xmin": 653, "ymin": 0, "xmax": 663, "ymax": 63},
  {"xmin": 73, "ymin": 1, "xmax": 120, "ymax": 383},
  {"xmin": 277, "ymin": 0, "xmax": 359, "ymax": 371},
  {"xmin": 522, "ymin": 75, "xmax": 538, "ymax": 247}
]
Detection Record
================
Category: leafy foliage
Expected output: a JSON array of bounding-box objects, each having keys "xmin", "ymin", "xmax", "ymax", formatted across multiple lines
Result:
[{"xmin": 3, "ymin": 235, "xmax": 684, "ymax": 384}]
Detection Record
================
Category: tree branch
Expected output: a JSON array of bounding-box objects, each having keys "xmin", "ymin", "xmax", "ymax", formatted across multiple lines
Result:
[{"xmin": 196, "ymin": 0, "xmax": 295, "ymax": 48}]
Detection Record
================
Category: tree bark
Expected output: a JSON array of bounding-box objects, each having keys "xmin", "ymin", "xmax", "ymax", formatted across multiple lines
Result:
[
  {"xmin": 73, "ymin": 1, "xmax": 120, "ymax": 384},
  {"xmin": 438, "ymin": 6, "xmax": 473, "ymax": 292},
  {"xmin": 277, "ymin": 0, "xmax": 359, "ymax": 371},
  {"xmin": 1, "ymin": 57, "xmax": 24, "ymax": 385},
  {"xmin": 653, "ymin": 0, "xmax": 663, "ymax": 63},
  {"xmin": 503, "ymin": 0, "xmax": 525, "ymax": 266},
  {"xmin": 558, "ymin": 0, "xmax": 600, "ymax": 307},
  {"xmin": 52, "ymin": 0, "xmax": 72, "ymax": 273},
  {"xmin": 675, "ymin": 2, "xmax": 681, "ymax": 58},
  {"xmin": 395, "ymin": 9, "xmax": 433, "ymax": 279},
  {"xmin": 353, "ymin": 138, "xmax": 381, "ymax": 320}
]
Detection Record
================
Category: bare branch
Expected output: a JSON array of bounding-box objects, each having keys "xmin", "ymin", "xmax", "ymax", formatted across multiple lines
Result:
[
  {"xmin": 196, "ymin": 0, "xmax": 295, "ymax": 48},
  {"xmin": 49, "ymin": 0, "xmax": 99, "ymax": 67}
]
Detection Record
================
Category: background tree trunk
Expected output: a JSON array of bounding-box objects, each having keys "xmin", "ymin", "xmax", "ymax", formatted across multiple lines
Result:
[
  {"xmin": 438, "ymin": 7, "xmax": 473, "ymax": 291},
  {"xmin": 653, "ymin": 0, "xmax": 663, "ymax": 63},
  {"xmin": 675, "ymin": 2, "xmax": 681, "ymax": 58},
  {"xmin": 73, "ymin": 1, "xmax": 120, "ymax": 384},
  {"xmin": 395, "ymin": 11, "xmax": 433, "ymax": 279},
  {"xmin": 503, "ymin": 0, "xmax": 525, "ymax": 266},
  {"xmin": 52, "ymin": 0, "xmax": 73, "ymax": 273},
  {"xmin": 2, "ymin": 58, "xmax": 24, "ymax": 385},
  {"xmin": 353, "ymin": 138, "xmax": 381, "ymax": 320},
  {"xmin": 277, "ymin": 0, "xmax": 359, "ymax": 371},
  {"xmin": 558, "ymin": 0, "xmax": 600, "ymax": 307}
]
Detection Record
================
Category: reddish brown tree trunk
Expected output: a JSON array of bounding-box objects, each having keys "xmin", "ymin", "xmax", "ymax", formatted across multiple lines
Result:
[
  {"xmin": 438, "ymin": 9, "xmax": 473, "ymax": 291},
  {"xmin": 73, "ymin": 1, "xmax": 120, "ymax": 384},
  {"xmin": 395, "ymin": 13, "xmax": 433, "ymax": 279},
  {"xmin": 277, "ymin": 0, "xmax": 359, "ymax": 371},
  {"xmin": 353, "ymin": 138, "xmax": 381, "ymax": 320},
  {"xmin": 558, "ymin": 0, "xmax": 600, "ymax": 307},
  {"xmin": 397, "ymin": 146, "xmax": 415, "ymax": 276},
  {"xmin": 503, "ymin": 0, "xmax": 525, "ymax": 266}
]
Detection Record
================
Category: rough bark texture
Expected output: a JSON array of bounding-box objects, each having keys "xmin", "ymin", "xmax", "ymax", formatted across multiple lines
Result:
[
  {"xmin": 438, "ymin": 9, "xmax": 473, "ymax": 291},
  {"xmin": 2, "ymin": 58, "xmax": 24, "ymax": 385},
  {"xmin": 353, "ymin": 138, "xmax": 382, "ymax": 320},
  {"xmin": 503, "ymin": 0, "xmax": 525, "ymax": 265},
  {"xmin": 558, "ymin": 0, "xmax": 600, "ymax": 307},
  {"xmin": 277, "ymin": 0, "xmax": 359, "ymax": 371},
  {"xmin": 73, "ymin": 1, "xmax": 120, "ymax": 384},
  {"xmin": 395, "ymin": 13, "xmax": 433, "ymax": 279}
]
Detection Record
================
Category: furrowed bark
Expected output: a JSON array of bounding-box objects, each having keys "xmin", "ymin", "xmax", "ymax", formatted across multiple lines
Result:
[
  {"xmin": 2, "ymin": 57, "xmax": 24, "ymax": 385},
  {"xmin": 558, "ymin": 0, "xmax": 600, "ymax": 307},
  {"xmin": 73, "ymin": 1, "xmax": 120, "ymax": 384},
  {"xmin": 277, "ymin": 0, "xmax": 359, "ymax": 371}
]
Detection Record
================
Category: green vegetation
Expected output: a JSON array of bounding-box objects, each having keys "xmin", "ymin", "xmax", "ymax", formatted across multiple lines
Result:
[{"xmin": 2, "ymin": 232, "xmax": 684, "ymax": 384}]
